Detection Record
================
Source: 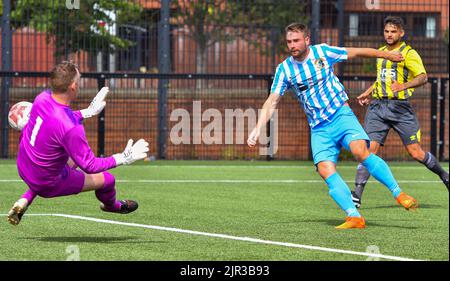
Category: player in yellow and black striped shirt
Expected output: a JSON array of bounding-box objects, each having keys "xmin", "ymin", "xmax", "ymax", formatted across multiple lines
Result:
[
  {"xmin": 372, "ymin": 42, "xmax": 426, "ymax": 100},
  {"xmin": 351, "ymin": 16, "xmax": 449, "ymax": 208}
]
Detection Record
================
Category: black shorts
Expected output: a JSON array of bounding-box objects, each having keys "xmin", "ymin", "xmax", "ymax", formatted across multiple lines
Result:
[{"xmin": 364, "ymin": 99, "xmax": 421, "ymax": 146}]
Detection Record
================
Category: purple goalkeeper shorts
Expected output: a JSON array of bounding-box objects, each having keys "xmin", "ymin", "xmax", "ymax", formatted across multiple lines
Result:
[{"xmin": 28, "ymin": 165, "xmax": 85, "ymax": 198}]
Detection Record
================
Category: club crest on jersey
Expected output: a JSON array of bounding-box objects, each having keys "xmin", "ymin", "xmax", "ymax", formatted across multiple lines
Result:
[{"xmin": 313, "ymin": 58, "xmax": 326, "ymax": 70}]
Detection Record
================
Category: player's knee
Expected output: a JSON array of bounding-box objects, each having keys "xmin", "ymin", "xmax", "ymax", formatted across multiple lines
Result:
[
  {"xmin": 317, "ymin": 165, "xmax": 335, "ymax": 179},
  {"xmin": 352, "ymin": 147, "xmax": 370, "ymax": 162},
  {"xmin": 350, "ymin": 140, "xmax": 370, "ymax": 162},
  {"xmin": 407, "ymin": 146, "xmax": 425, "ymax": 162},
  {"xmin": 369, "ymin": 142, "xmax": 381, "ymax": 154}
]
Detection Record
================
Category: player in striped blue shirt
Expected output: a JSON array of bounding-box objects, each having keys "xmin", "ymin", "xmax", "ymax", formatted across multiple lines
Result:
[{"xmin": 247, "ymin": 23, "xmax": 418, "ymax": 229}]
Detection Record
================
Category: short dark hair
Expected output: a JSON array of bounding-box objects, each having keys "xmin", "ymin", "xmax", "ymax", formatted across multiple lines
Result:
[
  {"xmin": 384, "ymin": 16, "xmax": 405, "ymax": 30},
  {"xmin": 285, "ymin": 22, "xmax": 310, "ymax": 37},
  {"xmin": 50, "ymin": 61, "xmax": 79, "ymax": 93}
]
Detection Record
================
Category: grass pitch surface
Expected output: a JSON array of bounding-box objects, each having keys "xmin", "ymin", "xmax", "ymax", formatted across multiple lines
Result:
[{"xmin": 0, "ymin": 160, "xmax": 448, "ymax": 261}]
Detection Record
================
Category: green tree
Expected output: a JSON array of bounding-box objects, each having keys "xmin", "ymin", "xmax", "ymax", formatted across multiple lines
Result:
[
  {"xmin": 173, "ymin": 0, "xmax": 309, "ymax": 76},
  {"xmin": 245, "ymin": 0, "xmax": 309, "ymax": 57},
  {"xmin": 172, "ymin": 0, "xmax": 242, "ymax": 75},
  {"xmin": 10, "ymin": 0, "xmax": 143, "ymax": 59}
]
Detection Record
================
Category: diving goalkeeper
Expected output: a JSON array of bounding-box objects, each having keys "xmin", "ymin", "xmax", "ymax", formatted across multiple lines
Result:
[{"xmin": 7, "ymin": 61, "xmax": 149, "ymax": 225}]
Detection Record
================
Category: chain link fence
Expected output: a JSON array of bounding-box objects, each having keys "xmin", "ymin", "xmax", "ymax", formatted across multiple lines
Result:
[{"xmin": 1, "ymin": 0, "xmax": 448, "ymax": 161}]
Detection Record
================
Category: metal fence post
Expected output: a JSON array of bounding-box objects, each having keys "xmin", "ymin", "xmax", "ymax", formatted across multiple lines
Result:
[
  {"xmin": 430, "ymin": 78, "xmax": 438, "ymax": 157},
  {"xmin": 337, "ymin": 0, "xmax": 345, "ymax": 76},
  {"xmin": 311, "ymin": 0, "xmax": 320, "ymax": 45},
  {"xmin": 157, "ymin": 0, "xmax": 171, "ymax": 159},
  {"xmin": 1, "ymin": 0, "xmax": 12, "ymax": 158},
  {"xmin": 97, "ymin": 76, "xmax": 106, "ymax": 157}
]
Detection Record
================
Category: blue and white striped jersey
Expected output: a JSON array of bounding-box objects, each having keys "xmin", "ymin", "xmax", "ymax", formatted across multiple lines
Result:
[{"xmin": 271, "ymin": 44, "xmax": 349, "ymax": 128}]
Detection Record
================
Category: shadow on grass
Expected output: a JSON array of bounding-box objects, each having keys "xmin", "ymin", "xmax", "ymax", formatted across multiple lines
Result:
[
  {"xmin": 268, "ymin": 219, "xmax": 420, "ymax": 229},
  {"xmin": 362, "ymin": 203, "xmax": 444, "ymax": 210},
  {"xmin": 20, "ymin": 236, "xmax": 167, "ymax": 244}
]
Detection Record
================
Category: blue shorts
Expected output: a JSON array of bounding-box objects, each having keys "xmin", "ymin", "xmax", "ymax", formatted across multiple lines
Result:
[{"xmin": 311, "ymin": 105, "xmax": 370, "ymax": 165}]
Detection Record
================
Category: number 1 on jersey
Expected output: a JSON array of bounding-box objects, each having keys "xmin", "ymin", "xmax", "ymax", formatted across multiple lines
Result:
[{"xmin": 30, "ymin": 116, "xmax": 43, "ymax": 147}]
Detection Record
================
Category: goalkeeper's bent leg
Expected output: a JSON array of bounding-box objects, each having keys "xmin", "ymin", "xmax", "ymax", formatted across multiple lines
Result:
[
  {"xmin": 8, "ymin": 189, "xmax": 34, "ymax": 225},
  {"xmin": 21, "ymin": 188, "xmax": 37, "ymax": 206},
  {"xmin": 95, "ymin": 172, "xmax": 121, "ymax": 211}
]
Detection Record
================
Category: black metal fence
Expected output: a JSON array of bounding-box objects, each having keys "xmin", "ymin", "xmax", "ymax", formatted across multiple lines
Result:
[
  {"xmin": 1, "ymin": 71, "xmax": 447, "ymax": 161},
  {"xmin": 1, "ymin": 0, "xmax": 449, "ymax": 161},
  {"xmin": 2, "ymin": 1, "xmax": 447, "ymax": 74}
]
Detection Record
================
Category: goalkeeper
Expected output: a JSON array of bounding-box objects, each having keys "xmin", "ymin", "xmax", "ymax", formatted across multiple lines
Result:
[{"xmin": 7, "ymin": 61, "xmax": 149, "ymax": 225}]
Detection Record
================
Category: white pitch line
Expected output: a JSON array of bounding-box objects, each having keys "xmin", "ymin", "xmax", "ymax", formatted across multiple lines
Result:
[
  {"xmin": 17, "ymin": 213, "xmax": 423, "ymax": 261},
  {"xmin": 0, "ymin": 164, "xmax": 444, "ymax": 169},
  {"xmin": 0, "ymin": 179, "xmax": 442, "ymax": 184},
  {"xmin": 114, "ymin": 165, "xmax": 443, "ymax": 169},
  {"xmin": 116, "ymin": 179, "xmax": 442, "ymax": 184}
]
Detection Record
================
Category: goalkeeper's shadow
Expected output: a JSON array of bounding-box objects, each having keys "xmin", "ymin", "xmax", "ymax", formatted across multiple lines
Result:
[{"xmin": 20, "ymin": 236, "xmax": 167, "ymax": 244}]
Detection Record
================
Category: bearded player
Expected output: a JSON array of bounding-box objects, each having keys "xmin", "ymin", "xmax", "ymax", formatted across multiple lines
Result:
[{"xmin": 351, "ymin": 16, "xmax": 449, "ymax": 208}]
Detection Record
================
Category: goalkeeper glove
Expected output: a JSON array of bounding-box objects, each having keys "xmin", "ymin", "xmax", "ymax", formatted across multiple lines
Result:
[
  {"xmin": 80, "ymin": 87, "xmax": 109, "ymax": 119},
  {"xmin": 113, "ymin": 139, "xmax": 150, "ymax": 166}
]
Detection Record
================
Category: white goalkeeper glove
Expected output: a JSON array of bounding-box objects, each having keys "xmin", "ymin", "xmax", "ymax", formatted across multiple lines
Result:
[
  {"xmin": 80, "ymin": 87, "xmax": 109, "ymax": 119},
  {"xmin": 113, "ymin": 139, "xmax": 150, "ymax": 166}
]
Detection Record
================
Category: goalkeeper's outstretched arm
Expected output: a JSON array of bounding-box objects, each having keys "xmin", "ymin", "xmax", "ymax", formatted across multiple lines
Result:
[
  {"xmin": 63, "ymin": 125, "xmax": 149, "ymax": 174},
  {"xmin": 113, "ymin": 139, "xmax": 150, "ymax": 166},
  {"xmin": 78, "ymin": 87, "xmax": 110, "ymax": 119}
]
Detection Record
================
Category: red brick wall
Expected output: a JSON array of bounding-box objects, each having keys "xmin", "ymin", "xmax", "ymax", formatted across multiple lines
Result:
[{"xmin": 6, "ymin": 84, "xmax": 442, "ymax": 161}]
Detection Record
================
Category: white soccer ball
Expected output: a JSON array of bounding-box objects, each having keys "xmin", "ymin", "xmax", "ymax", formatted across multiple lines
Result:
[{"xmin": 8, "ymin": 101, "xmax": 33, "ymax": 131}]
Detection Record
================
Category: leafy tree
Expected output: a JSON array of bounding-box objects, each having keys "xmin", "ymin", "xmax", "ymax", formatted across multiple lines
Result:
[
  {"xmin": 172, "ymin": 0, "xmax": 243, "ymax": 74},
  {"xmin": 10, "ymin": 0, "xmax": 143, "ymax": 58},
  {"xmin": 173, "ymin": 0, "xmax": 309, "ymax": 76},
  {"xmin": 244, "ymin": 0, "xmax": 309, "ymax": 57}
]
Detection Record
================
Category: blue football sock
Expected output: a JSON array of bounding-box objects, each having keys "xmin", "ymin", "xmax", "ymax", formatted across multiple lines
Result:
[
  {"xmin": 362, "ymin": 153, "xmax": 402, "ymax": 198},
  {"xmin": 325, "ymin": 173, "xmax": 361, "ymax": 217}
]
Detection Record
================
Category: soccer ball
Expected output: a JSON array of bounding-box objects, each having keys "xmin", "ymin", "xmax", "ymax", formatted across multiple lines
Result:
[{"xmin": 8, "ymin": 101, "xmax": 33, "ymax": 131}]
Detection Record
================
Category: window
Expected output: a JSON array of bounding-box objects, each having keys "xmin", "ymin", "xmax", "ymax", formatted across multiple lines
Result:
[
  {"xmin": 347, "ymin": 13, "xmax": 439, "ymax": 38},
  {"xmin": 426, "ymin": 17, "xmax": 436, "ymax": 38},
  {"xmin": 349, "ymin": 14, "xmax": 358, "ymax": 37}
]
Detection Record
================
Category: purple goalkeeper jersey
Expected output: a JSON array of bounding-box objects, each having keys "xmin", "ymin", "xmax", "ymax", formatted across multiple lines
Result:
[{"xmin": 17, "ymin": 90, "xmax": 117, "ymax": 188}]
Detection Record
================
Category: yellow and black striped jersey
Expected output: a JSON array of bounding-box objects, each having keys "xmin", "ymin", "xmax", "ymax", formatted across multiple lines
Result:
[{"xmin": 372, "ymin": 42, "xmax": 426, "ymax": 100}]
